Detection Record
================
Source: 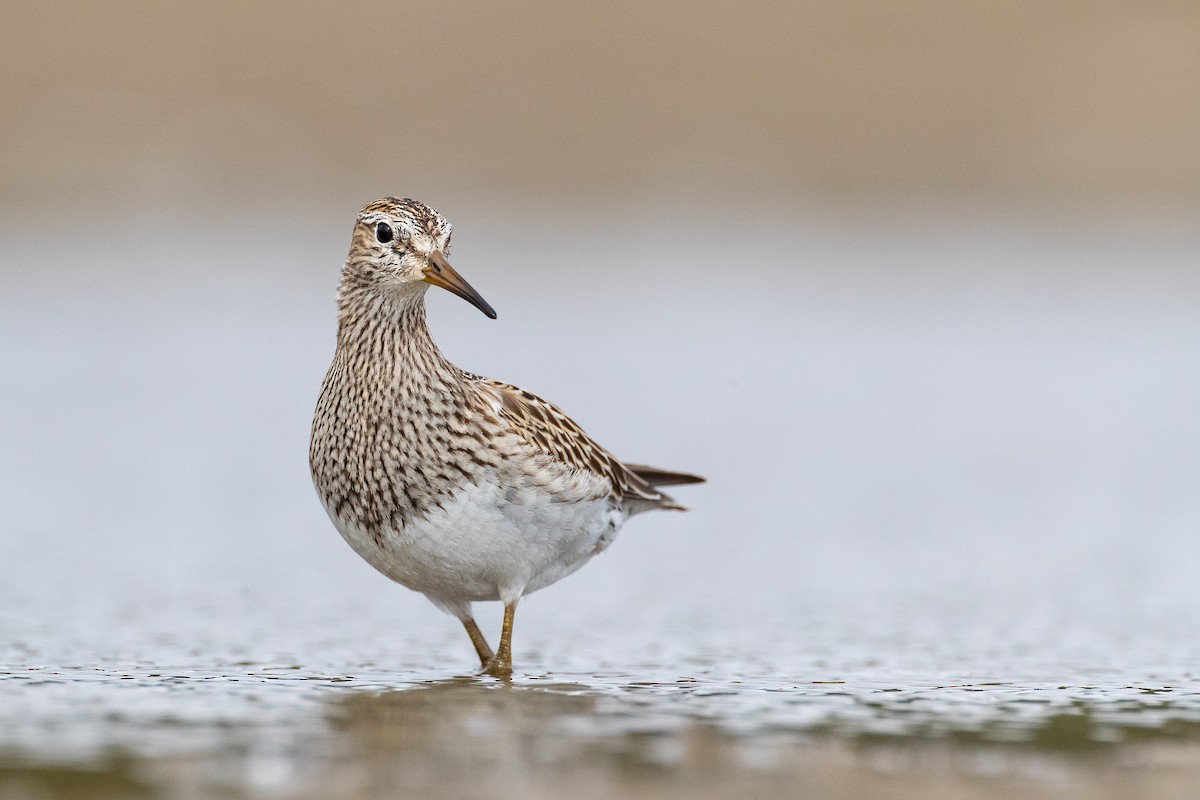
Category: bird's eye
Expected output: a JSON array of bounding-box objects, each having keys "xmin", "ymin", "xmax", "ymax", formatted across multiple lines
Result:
[{"xmin": 375, "ymin": 222, "xmax": 394, "ymax": 244}]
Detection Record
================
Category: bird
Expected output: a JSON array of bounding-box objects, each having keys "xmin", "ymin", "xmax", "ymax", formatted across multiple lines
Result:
[{"xmin": 309, "ymin": 197, "xmax": 703, "ymax": 679}]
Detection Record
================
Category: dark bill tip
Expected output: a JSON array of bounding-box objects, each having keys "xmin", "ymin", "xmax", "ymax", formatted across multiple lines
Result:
[{"xmin": 425, "ymin": 251, "xmax": 497, "ymax": 319}]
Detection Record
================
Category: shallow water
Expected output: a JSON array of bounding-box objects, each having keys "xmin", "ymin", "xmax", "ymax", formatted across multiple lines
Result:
[{"xmin": 2, "ymin": 209, "xmax": 1200, "ymax": 796}]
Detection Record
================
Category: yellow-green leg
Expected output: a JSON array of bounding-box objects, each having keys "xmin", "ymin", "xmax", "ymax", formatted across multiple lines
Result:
[
  {"xmin": 482, "ymin": 602, "xmax": 516, "ymax": 679},
  {"xmin": 462, "ymin": 617, "xmax": 494, "ymax": 667}
]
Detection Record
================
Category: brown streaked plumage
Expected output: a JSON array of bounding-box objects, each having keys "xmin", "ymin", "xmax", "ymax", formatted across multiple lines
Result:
[
  {"xmin": 309, "ymin": 197, "xmax": 703, "ymax": 679},
  {"xmin": 475, "ymin": 379, "xmax": 697, "ymax": 510}
]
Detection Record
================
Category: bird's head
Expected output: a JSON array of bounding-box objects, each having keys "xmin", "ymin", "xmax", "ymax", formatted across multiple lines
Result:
[{"xmin": 345, "ymin": 197, "xmax": 496, "ymax": 319}]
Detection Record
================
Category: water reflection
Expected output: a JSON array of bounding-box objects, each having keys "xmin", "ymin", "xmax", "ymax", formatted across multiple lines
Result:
[
  {"xmin": 7, "ymin": 673, "xmax": 1200, "ymax": 799},
  {"xmin": 327, "ymin": 679, "xmax": 798, "ymax": 797},
  {"xmin": 341, "ymin": 678, "xmax": 1200, "ymax": 800}
]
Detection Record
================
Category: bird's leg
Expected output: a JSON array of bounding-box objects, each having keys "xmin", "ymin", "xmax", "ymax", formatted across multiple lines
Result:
[
  {"xmin": 461, "ymin": 617, "xmax": 494, "ymax": 667},
  {"xmin": 482, "ymin": 602, "xmax": 517, "ymax": 679}
]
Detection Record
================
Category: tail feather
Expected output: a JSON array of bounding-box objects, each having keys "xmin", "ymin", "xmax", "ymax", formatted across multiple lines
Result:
[{"xmin": 624, "ymin": 463, "xmax": 706, "ymax": 488}]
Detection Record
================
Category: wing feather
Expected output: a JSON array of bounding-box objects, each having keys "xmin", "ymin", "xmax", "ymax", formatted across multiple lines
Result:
[
  {"xmin": 624, "ymin": 464, "xmax": 706, "ymax": 487},
  {"xmin": 473, "ymin": 378, "xmax": 686, "ymax": 509}
]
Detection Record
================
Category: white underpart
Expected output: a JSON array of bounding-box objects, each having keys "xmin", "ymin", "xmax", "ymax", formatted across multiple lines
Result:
[{"xmin": 323, "ymin": 473, "xmax": 627, "ymax": 618}]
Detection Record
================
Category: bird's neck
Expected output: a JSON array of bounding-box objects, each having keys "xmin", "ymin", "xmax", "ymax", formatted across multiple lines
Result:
[{"xmin": 334, "ymin": 278, "xmax": 459, "ymax": 387}]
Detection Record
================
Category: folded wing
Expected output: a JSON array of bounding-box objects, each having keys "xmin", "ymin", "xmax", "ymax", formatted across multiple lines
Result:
[{"xmin": 474, "ymin": 378, "xmax": 703, "ymax": 511}]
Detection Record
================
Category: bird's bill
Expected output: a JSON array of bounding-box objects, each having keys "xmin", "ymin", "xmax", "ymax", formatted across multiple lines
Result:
[{"xmin": 424, "ymin": 251, "xmax": 497, "ymax": 319}]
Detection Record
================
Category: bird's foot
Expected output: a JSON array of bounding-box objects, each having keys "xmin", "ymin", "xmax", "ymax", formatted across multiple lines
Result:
[
  {"xmin": 479, "ymin": 601, "xmax": 517, "ymax": 680},
  {"xmin": 480, "ymin": 655, "xmax": 513, "ymax": 680}
]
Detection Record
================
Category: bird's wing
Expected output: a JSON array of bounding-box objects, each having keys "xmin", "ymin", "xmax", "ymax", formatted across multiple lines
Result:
[
  {"xmin": 473, "ymin": 378, "xmax": 685, "ymax": 509},
  {"xmin": 623, "ymin": 464, "xmax": 706, "ymax": 487}
]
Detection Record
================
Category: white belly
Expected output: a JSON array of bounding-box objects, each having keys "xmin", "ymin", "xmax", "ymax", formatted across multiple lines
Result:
[{"xmin": 325, "ymin": 479, "xmax": 627, "ymax": 607}]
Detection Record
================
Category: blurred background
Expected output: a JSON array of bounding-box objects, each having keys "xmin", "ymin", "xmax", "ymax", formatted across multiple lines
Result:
[
  {"xmin": 6, "ymin": 1, "xmax": 1200, "ymax": 215},
  {"xmin": 3, "ymin": 1, "xmax": 1200, "ymax": 796}
]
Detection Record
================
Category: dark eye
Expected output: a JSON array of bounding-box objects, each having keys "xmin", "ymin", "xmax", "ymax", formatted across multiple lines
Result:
[{"xmin": 375, "ymin": 222, "xmax": 394, "ymax": 244}]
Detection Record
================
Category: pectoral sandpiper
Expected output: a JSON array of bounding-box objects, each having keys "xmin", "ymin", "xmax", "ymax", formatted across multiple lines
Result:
[{"xmin": 309, "ymin": 198, "xmax": 703, "ymax": 679}]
